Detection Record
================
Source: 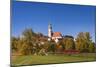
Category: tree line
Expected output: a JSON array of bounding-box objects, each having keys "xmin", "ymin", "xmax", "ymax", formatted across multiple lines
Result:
[{"xmin": 11, "ymin": 28, "xmax": 96, "ymax": 55}]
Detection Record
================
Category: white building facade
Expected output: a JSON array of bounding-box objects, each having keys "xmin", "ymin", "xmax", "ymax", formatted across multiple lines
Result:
[{"xmin": 48, "ymin": 23, "xmax": 62, "ymax": 43}]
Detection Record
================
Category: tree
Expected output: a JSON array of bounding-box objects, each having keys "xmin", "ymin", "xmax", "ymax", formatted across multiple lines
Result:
[
  {"xmin": 11, "ymin": 37, "xmax": 19, "ymax": 52},
  {"xmin": 20, "ymin": 39, "xmax": 34, "ymax": 55},
  {"xmin": 12, "ymin": 28, "xmax": 49, "ymax": 55},
  {"xmin": 56, "ymin": 40, "xmax": 65, "ymax": 52},
  {"xmin": 89, "ymin": 42, "xmax": 96, "ymax": 53},
  {"xmin": 22, "ymin": 28, "xmax": 37, "ymax": 40},
  {"xmin": 19, "ymin": 28, "xmax": 36, "ymax": 55},
  {"xmin": 63, "ymin": 38, "xmax": 75, "ymax": 50},
  {"xmin": 75, "ymin": 32, "xmax": 93, "ymax": 52},
  {"xmin": 47, "ymin": 40, "xmax": 57, "ymax": 54}
]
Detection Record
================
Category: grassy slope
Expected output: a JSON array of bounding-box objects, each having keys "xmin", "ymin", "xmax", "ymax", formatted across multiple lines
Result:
[{"xmin": 11, "ymin": 53, "xmax": 96, "ymax": 66}]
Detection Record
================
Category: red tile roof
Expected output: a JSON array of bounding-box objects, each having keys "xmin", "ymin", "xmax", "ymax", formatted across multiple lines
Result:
[{"xmin": 52, "ymin": 32, "xmax": 62, "ymax": 37}]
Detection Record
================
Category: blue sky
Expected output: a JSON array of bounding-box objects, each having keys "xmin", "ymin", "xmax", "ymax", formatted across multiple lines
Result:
[{"xmin": 12, "ymin": 1, "xmax": 96, "ymax": 42}]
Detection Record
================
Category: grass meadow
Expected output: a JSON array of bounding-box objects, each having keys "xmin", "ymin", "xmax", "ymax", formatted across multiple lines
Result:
[{"xmin": 11, "ymin": 53, "xmax": 96, "ymax": 66}]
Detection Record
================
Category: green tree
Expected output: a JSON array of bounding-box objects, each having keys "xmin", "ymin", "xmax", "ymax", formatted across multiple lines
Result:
[
  {"xmin": 75, "ymin": 32, "xmax": 94, "ymax": 52},
  {"xmin": 89, "ymin": 42, "xmax": 96, "ymax": 53},
  {"xmin": 12, "ymin": 28, "xmax": 49, "ymax": 55},
  {"xmin": 20, "ymin": 39, "xmax": 34, "ymax": 55},
  {"xmin": 22, "ymin": 28, "xmax": 37, "ymax": 40},
  {"xmin": 63, "ymin": 38, "xmax": 75, "ymax": 50},
  {"xmin": 47, "ymin": 40, "xmax": 57, "ymax": 53},
  {"xmin": 20, "ymin": 28, "xmax": 36, "ymax": 55},
  {"xmin": 11, "ymin": 37, "xmax": 19, "ymax": 52}
]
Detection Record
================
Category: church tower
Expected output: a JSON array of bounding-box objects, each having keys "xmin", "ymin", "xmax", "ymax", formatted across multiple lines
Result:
[
  {"xmin": 48, "ymin": 23, "xmax": 53, "ymax": 41},
  {"xmin": 48, "ymin": 23, "xmax": 52, "ymax": 38}
]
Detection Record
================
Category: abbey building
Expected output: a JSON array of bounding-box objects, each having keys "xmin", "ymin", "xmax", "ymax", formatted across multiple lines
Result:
[{"xmin": 48, "ymin": 24, "xmax": 62, "ymax": 43}]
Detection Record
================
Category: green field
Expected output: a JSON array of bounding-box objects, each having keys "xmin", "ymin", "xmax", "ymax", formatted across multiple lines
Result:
[{"xmin": 11, "ymin": 53, "xmax": 96, "ymax": 66}]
